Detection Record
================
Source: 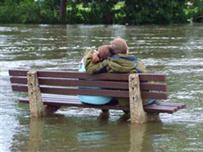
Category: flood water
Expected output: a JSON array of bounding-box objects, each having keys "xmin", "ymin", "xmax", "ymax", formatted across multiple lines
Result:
[{"xmin": 0, "ymin": 24, "xmax": 203, "ymax": 152}]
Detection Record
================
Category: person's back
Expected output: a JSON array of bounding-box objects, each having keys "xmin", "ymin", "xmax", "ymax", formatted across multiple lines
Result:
[
  {"xmin": 80, "ymin": 37, "xmax": 155, "ymax": 107},
  {"xmin": 78, "ymin": 37, "xmax": 129, "ymax": 105},
  {"xmin": 85, "ymin": 37, "xmax": 146, "ymax": 74},
  {"xmin": 78, "ymin": 59, "xmax": 113, "ymax": 105}
]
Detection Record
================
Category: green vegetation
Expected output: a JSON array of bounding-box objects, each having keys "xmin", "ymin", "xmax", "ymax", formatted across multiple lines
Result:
[{"xmin": 0, "ymin": 0, "xmax": 202, "ymax": 24}]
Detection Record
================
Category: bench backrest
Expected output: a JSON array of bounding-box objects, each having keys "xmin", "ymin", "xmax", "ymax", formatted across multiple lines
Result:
[{"xmin": 9, "ymin": 69, "xmax": 167, "ymax": 100}]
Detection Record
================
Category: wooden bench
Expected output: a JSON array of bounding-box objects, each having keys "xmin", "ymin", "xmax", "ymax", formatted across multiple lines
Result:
[{"xmin": 9, "ymin": 69, "xmax": 186, "ymax": 123}]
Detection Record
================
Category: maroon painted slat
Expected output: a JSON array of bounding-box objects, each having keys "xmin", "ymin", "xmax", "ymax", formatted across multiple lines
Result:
[
  {"xmin": 9, "ymin": 69, "xmax": 129, "ymax": 80},
  {"xmin": 142, "ymin": 92, "xmax": 168, "ymax": 100},
  {"xmin": 144, "ymin": 104, "xmax": 178, "ymax": 113},
  {"xmin": 158, "ymin": 102, "xmax": 186, "ymax": 109},
  {"xmin": 139, "ymin": 73, "xmax": 166, "ymax": 81},
  {"xmin": 40, "ymin": 79, "xmax": 129, "ymax": 89},
  {"xmin": 18, "ymin": 97, "xmax": 179, "ymax": 113},
  {"xmin": 10, "ymin": 77, "xmax": 128, "ymax": 89},
  {"xmin": 11, "ymin": 84, "xmax": 167, "ymax": 99},
  {"xmin": 12, "ymin": 85, "xmax": 28, "ymax": 92},
  {"xmin": 18, "ymin": 98, "xmax": 129, "ymax": 110},
  {"xmin": 10, "ymin": 77, "xmax": 27, "ymax": 84},
  {"xmin": 140, "ymin": 82, "xmax": 167, "ymax": 91},
  {"xmin": 38, "ymin": 71, "xmax": 129, "ymax": 81},
  {"xmin": 9, "ymin": 69, "xmax": 28, "ymax": 76},
  {"xmin": 12, "ymin": 85, "xmax": 129, "ymax": 98},
  {"xmin": 40, "ymin": 87, "xmax": 129, "ymax": 98},
  {"xmin": 10, "ymin": 77, "xmax": 167, "ymax": 91},
  {"xmin": 9, "ymin": 69, "xmax": 166, "ymax": 82}
]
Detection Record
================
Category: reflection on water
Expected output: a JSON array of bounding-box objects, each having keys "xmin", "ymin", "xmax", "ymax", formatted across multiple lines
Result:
[{"xmin": 0, "ymin": 24, "xmax": 203, "ymax": 152}]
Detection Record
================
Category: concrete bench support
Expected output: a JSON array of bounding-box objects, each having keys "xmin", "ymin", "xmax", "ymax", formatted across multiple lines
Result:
[
  {"xmin": 129, "ymin": 74, "xmax": 147, "ymax": 124},
  {"xmin": 27, "ymin": 70, "xmax": 45, "ymax": 117}
]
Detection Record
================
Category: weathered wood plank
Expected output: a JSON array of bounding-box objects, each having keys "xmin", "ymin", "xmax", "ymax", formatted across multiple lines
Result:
[
  {"xmin": 12, "ymin": 84, "xmax": 129, "ymax": 97},
  {"xmin": 144, "ymin": 104, "xmax": 178, "ymax": 113},
  {"xmin": 140, "ymin": 82, "xmax": 167, "ymax": 91},
  {"xmin": 10, "ymin": 77, "xmax": 167, "ymax": 91},
  {"xmin": 9, "ymin": 69, "xmax": 28, "ymax": 76},
  {"xmin": 11, "ymin": 84, "xmax": 168, "ymax": 99},
  {"xmin": 9, "ymin": 69, "xmax": 166, "ymax": 82},
  {"xmin": 139, "ymin": 73, "xmax": 166, "ymax": 81},
  {"xmin": 10, "ymin": 77, "xmax": 129, "ymax": 89},
  {"xmin": 142, "ymin": 92, "xmax": 167, "ymax": 99},
  {"xmin": 158, "ymin": 102, "xmax": 186, "ymax": 109},
  {"xmin": 12, "ymin": 84, "xmax": 28, "ymax": 92},
  {"xmin": 18, "ymin": 97, "xmax": 128, "ymax": 110},
  {"xmin": 40, "ymin": 87, "xmax": 129, "ymax": 98},
  {"xmin": 18, "ymin": 97, "xmax": 179, "ymax": 113},
  {"xmin": 9, "ymin": 69, "xmax": 129, "ymax": 80}
]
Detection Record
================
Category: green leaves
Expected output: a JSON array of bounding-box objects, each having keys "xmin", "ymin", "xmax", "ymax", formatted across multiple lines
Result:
[{"xmin": 0, "ymin": 0, "xmax": 202, "ymax": 24}]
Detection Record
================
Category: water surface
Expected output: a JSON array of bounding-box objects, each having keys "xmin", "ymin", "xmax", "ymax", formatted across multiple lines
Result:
[{"xmin": 0, "ymin": 24, "xmax": 203, "ymax": 152}]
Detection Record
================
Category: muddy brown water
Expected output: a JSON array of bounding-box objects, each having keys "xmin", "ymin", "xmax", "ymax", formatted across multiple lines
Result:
[{"xmin": 0, "ymin": 24, "xmax": 203, "ymax": 152}]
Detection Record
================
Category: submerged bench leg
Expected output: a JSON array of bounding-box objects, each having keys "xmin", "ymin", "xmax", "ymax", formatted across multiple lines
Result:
[
  {"xmin": 28, "ymin": 118, "xmax": 44, "ymax": 151},
  {"xmin": 129, "ymin": 124, "xmax": 146, "ymax": 152},
  {"xmin": 129, "ymin": 74, "xmax": 147, "ymax": 124},
  {"xmin": 27, "ymin": 70, "xmax": 45, "ymax": 117},
  {"xmin": 146, "ymin": 113, "xmax": 160, "ymax": 122},
  {"xmin": 99, "ymin": 109, "xmax": 109, "ymax": 119}
]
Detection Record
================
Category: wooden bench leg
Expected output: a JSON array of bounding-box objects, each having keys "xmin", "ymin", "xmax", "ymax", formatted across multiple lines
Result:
[
  {"xmin": 123, "ymin": 110, "xmax": 130, "ymax": 115},
  {"xmin": 99, "ymin": 109, "xmax": 109, "ymax": 119},
  {"xmin": 129, "ymin": 74, "xmax": 147, "ymax": 124},
  {"xmin": 44, "ymin": 105, "xmax": 61, "ymax": 115},
  {"xmin": 101, "ymin": 109, "xmax": 109, "ymax": 113},
  {"xmin": 27, "ymin": 70, "xmax": 45, "ymax": 117},
  {"xmin": 146, "ymin": 113, "xmax": 160, "ymax": 122}
]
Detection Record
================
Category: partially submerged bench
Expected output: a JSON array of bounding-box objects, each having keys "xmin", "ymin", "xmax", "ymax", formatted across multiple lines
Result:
[{"xmin": 9, "ymin": 69, "xmax": 186, "ymax": 124}]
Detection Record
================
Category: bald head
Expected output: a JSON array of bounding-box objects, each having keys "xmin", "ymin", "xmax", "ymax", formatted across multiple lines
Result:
[
  {"xmin": 91, "ymin": 38, "xmax": 128, "ymax": 63},
  {"xmin": 110, "ymin": 37, "xmax": 128, "ymax": 54}
]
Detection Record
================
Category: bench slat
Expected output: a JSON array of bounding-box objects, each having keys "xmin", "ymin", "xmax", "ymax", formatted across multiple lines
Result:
[
  {"xmin": 142, "ymin": 92, "xmax": 167, "ymax": 99},
  {"xmin": 139, "ymin": 73, "xmax": 166, "ymax": 81},
  {"xmin": 40, "ymin": 87, "xmax": 129, "ymax": 98},
  {"xmin": 10, "ymin": 77, "xmax": 167, "ymax": 91},
  {"xmin": 41, "ymin": 94, "xmax": 185, "ymax": 109},
  {"xmin": 10, "ymin": 77, "xmax": 128, "ymax": 89},
  {"xmin": 9, "ymin": 70, "xmax": 27, "ymax": 77},
  {"xmin": 9, "ymin": 70, "xmax": 129, "ymax": 81},
  {"xmin": 141, "ymin": 83, "xmax": 167, "ymax": 91},
  {"xmin": 11, "ymin": 84, "xmax": 129, "ymax": 98},
  {"xmin": 18, "ymin": 97, "xmax": 179, "ymax": 114},
  {"xmin": 157, "ymin": 102, "xmax": 186, "ymax": 109},
  {"xmin": 144, "ymin": 104, "xmax": 178, "ymax": 113},
  {"xmin": 11, "ymin": 84, "xmax": 167, "ymax": 99},
  {"xmin": 9, "ymin": 69, "xmax": 166, "ymax": 82}
]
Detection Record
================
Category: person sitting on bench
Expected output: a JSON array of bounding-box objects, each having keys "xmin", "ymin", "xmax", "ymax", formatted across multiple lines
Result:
[
  {"xmin": 85, "ymin": 37, "xmax": 146, "ymax": 74},
  {"xmin": 79, "ymin": 37, "xmax": 154, "ymax": 106}
]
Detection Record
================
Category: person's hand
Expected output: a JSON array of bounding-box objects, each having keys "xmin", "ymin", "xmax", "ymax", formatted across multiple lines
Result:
[{"xmin": 91, "ymin": 51, "xmax": 100, "ymax": 63}]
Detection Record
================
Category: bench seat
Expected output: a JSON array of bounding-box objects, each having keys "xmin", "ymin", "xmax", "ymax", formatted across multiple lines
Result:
[{"xmin": 18, "ymin": 95, "xmax": 186, "ymax": 114}]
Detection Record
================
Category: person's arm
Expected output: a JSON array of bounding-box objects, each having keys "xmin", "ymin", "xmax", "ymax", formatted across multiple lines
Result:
[
  {"xmin": 107, "ymin": 55, "xmax": 147, "ymax": 73},
  {"xmin": 84, "ymin": 51, "xmax": 108, "ymax": 74},
  {"xmin": 107, "ymin": 59, "xmax": 136, "ymax": 73}
]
